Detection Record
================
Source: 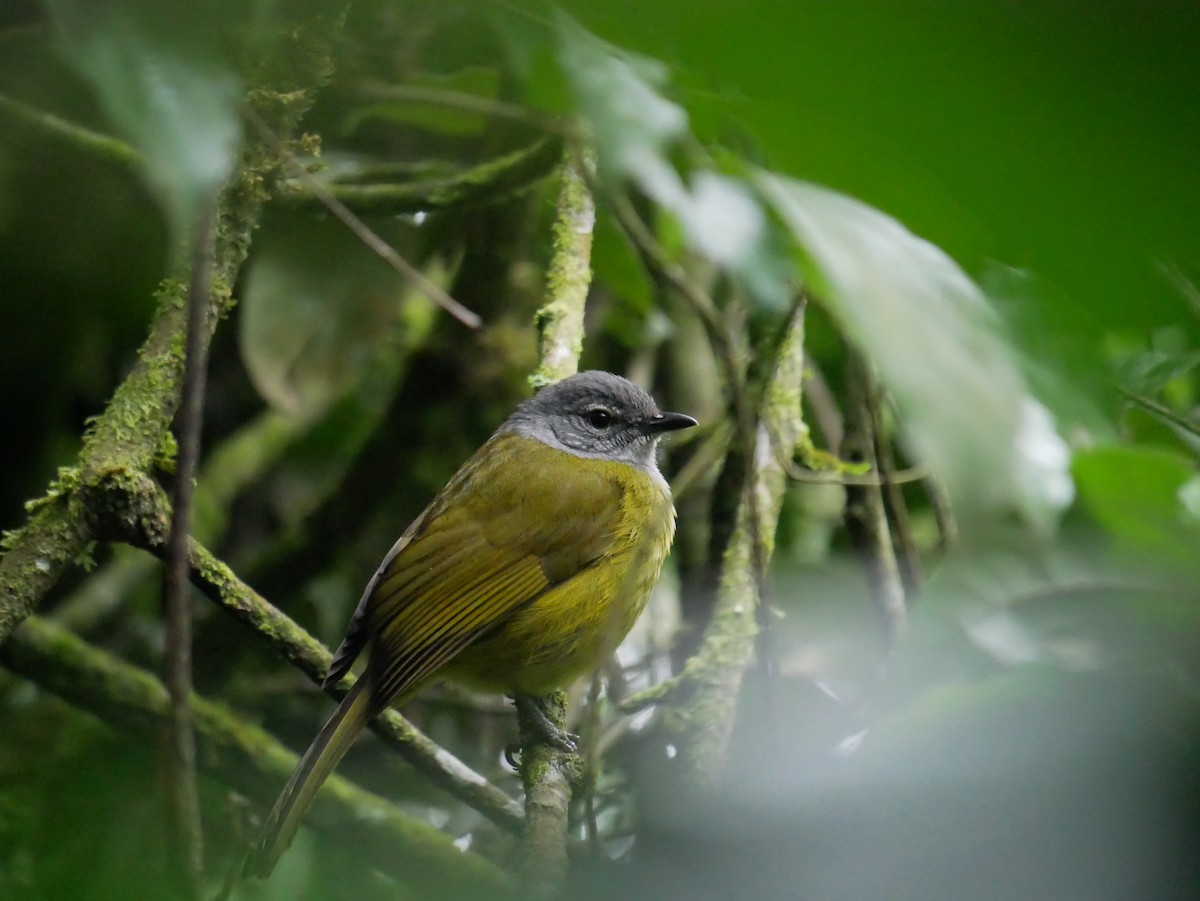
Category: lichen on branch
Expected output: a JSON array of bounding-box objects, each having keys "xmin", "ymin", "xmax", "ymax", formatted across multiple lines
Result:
[{"xmin": 662, "ymin": 299, "xmax": 810, "ymax": 784}]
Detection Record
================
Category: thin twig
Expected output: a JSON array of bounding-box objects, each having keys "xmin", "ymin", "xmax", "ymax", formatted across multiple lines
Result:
[
  {"xmin": 871, "ymin": 401, "xmax": 923, "ymax": 595},
  {"xmin": 0, "ymin": 90, "xmax": 138, "ymax": 166},
  {"xmin": 162, "ymin": 195, "xmax": 218, "ymax": 897},
  {"xmin": 1117, "ymin": 387, "xmax": 1200, "ymax": 440},
  {"xmin": 802, "ymin": 360, "xmax": 843, "ymax": 450},
  {"xmin": 925, "ymin": 473, "xmax": 958, "ymax": 555},
  {"xmin": 786, "ymin": 461, "xmax": 929, "ymax": 486},
  {"xmin": 247, "ymin": 111, "xmax": 483, "ymax": 329},
  {"xmin": 278, "ymin": 136, "xmax": 564, "ymax": 216},
  {"xmin": 842, "ymin": 350, "xmax": 907, "ymax": 650},
  {"xmin": 582, "ymin": 671, "xmax": 604, "ymax": 853},
  {"xmin": 355, "ymin": 80, "xmax": 569, "ymax": 134}
]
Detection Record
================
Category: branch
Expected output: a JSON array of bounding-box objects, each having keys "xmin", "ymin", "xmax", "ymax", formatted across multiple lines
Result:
[
  {"xmin": 0, "ymin": 617, "xmax": 513, "ymax": 898},
  {"xmin": 53, "ymin": 410, "xmax": 309, "ymax": 634},
  {"xmin": 842, "ymin": 350, "xmax": 907, "ymax": 650},
  {"xmin": 251, "ymin": 111, "xmax": 482, "ymax": 329},
  {"xmin": 531, "ymin": 146, "xmax": 595, "ymax": 388},
  {"xmin": 661, "ymin": 300, "xmax": 810, "ymax": 785},
  {"xmin": 518, "ymin": 148, "xmax": 597, "ymax": 890},
  {"xmin": 161, "ymin": 194, "xmax": 218, "ymax": 897},
  {"xmin": 0, "ymin": 14, "xmax": 346, "ymax": 646},
  {"xmin": 0, "ymin": 90, "xmax": 138, "ymax": 166},
  {"xmin": 98, "ymin": 469, "xmax": 523, "ymax": 833},
  {"xmin": 278, "ymin": 136, "xmax": 564, "ymax": 216},
  {"xmin": 516, "ymin": 691, "xmax": 580, "ymax": 892}
]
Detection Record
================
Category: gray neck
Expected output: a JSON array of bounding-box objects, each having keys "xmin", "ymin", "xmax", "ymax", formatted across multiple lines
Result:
[{"xmin": 501, "ymin": 419, "xmax": 666, "ymax": 484}]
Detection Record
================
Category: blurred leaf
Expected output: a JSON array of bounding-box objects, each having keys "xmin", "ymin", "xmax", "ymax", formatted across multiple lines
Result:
[
  {"xmin": 554, "ymin": 10, "xmax": 686, "ymax": 202},
  {"xmin": 240, "ymin": 219, "xmax": 415, "ymax": 417},
  {"xmin": 551, "ymin": 12, "xmax": 787, "ymax": 308},
  {"xmin": 591, "ymin": 204, "xmax": 652, "ymax": 313},
  {"xmin": 757, "ymin": 172, "xmax": 1065, "ymax": 521},
  {"xmin": 1073, "ymin": 445, "xmax": 1200, "ymax": 563},
  {"xmin": 47, "ymin": 0, "xmax": 241, "ymax": 238},
  {"xmin": 345, "ymin": 68, "xmax": 501, "ymax": 137}
]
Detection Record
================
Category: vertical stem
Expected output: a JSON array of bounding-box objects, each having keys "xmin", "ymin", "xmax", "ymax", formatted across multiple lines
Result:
[
  {"xmin": 519, "ymin": 147, "xmax": 596, "ymax": 891},
  {"xmin": 667, "ymin": 300, "xmax": 809, "ymax": 784},
  {"xmin": 842, "ymin": 350, "xmax": 907, "ymax": 650},
  {"xmin": 531, "ymin": 147, "xmax": 595, "ymax": 389},
  {"xmin": 516, "ymin": 691, "xmax": 578, "ymax": 893},
  {"xmin": 162, "ymin": 196, "xmax": 217, "ymax": 896},
  {"xmin": 870, "ymin": 406, "xmax": 923, "ymax": 596}
]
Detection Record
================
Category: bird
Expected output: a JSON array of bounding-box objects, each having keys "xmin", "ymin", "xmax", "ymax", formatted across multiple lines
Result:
[{"xmin": 249, "ymin": 370, "xmax": 697, "ymax": 876}]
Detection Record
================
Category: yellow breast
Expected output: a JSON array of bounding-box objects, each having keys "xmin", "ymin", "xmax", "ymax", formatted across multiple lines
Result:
[{"xmin": 442, "ymin": 443, "xmax": 676, "ymax": 695}]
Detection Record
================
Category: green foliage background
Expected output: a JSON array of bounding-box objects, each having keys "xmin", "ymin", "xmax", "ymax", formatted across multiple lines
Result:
[{"xmin": 1, "ymin": 1, "xmax": 1198, "ymax": 899}]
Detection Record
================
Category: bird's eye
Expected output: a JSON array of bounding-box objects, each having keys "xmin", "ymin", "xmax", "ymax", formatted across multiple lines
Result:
[{"xmin": 585, "ymin": 407, "xmax": 613, "ymax": 429}]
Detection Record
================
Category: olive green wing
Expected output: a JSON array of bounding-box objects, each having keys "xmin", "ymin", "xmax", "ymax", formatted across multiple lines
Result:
[
  {"xmin": 323, "ymin": 507, "xmax": 427, "ymax": 689},
  {"xmin": 332, "ymin": 434, "xmax": 623, "ymax": 707}
]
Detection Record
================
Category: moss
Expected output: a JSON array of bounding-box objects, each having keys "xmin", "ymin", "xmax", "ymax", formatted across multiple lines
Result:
[
  {"xmin": 2, "ymin": 617, "xmax": 515, "ymax": 898},
  {"xmin": 531, "ymin": 152, "xmax": 594, "ymax": 390},
  {"xmin": 661, "ymin": 303, "xmax": 811, "ymax": 783},
  {"xmin": 154, "ymin": 430, "xmax": 178, "ymax": 474},
  {"xmin": 283, "ymin": 137, "xmax": 563, "ymax": 216}
]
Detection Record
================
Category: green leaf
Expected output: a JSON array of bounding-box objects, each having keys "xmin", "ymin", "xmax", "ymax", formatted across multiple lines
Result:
[
  {"xmin": 1072, "ymin": 445, "xmax": 1200, "ymax": 563},
  {"xmin": 240, "ymin": 220, "xmax": 426, "ymax": 417},
  {"xmin": 47, "ymin": 1, "xmax": 241, "ymax": 238},
  {"xmin": 551, "ymin": 13, "xmax": 787, "ymax": 308},
  {"xmin": 757, "ymin": 172, "xmax": 1065, "ymax": 521},
  {"xmin": 554, "ymin": 10, "xmax": 687, "ymax": 201},
  {"xmin": 591, "ymin": 204, "xmax": 653, "ymax": 313}
]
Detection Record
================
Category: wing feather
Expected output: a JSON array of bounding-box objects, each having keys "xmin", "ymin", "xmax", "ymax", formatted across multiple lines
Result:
[{"xmin": 338, "ymin": 433, "xmax": 625, "ymax": 706}]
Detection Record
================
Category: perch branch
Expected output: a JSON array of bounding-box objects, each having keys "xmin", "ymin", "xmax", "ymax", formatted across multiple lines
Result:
[
  {"xmin": 95, "ymin": 469, "xmax": 523, "ymax": 833},
  {"xmin": 518, "ymin": 148, "xmax": 597, "ymax": 891},
  {"xmin": 0, "ymin": 616, "xmax": 512, "ymax": 898}
]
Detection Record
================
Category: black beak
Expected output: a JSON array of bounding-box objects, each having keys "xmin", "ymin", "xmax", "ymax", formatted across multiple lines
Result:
[{"xmin": 644, "ymin": 411, "xmax": 698, "ymax": 434}]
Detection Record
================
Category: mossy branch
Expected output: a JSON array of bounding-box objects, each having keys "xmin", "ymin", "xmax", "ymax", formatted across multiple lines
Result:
[
  {"xmin": 95, "ymin": 468, "xmax": 523, "ymax": 833},
  {"xmin": 530, "ymin": 146, "xmax": 595, "ymax": 389},
  {"xmin": 516, "ymin": 147, "xmax": 597, "ymax": 892},
  {"xmin": 0, "ymin": 616, "xmax": 513, "ymax": 898},
  {"xmin": 661, "ymin": 300, "xmax": 810, "ymax": 784},
  {"xmin": 0, "ymin": 19, "xmax": 344, "ymax": 646},
  {"xmin": 516, "ymin": 690, "xmax": 581, "ymax": 893},
  {"xmin": 279, "ymin": 136, "xmax": 564, "ymax": 216}
]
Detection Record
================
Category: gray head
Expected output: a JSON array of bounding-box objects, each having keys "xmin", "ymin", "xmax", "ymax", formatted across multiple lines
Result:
[{"xmin": 502, "ymin": 371, "xmax": 696, "ymax": 474}]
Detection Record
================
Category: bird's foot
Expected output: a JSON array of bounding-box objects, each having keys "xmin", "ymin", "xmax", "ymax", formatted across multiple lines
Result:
[{"xmin": 509, "ymin": 692, "xmax": 579, "ymax": 762}]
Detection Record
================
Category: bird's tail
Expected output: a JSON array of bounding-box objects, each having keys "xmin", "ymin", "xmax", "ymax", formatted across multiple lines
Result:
[{"xmin": 247, "ymin": 677, "xmax": 373, "ymax": 878}]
